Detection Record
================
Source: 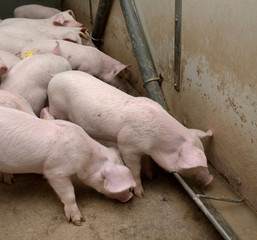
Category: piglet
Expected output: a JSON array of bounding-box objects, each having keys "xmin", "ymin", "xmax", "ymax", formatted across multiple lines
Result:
[
  {"xmin": 0, "ymin": 49, "xmax": 20, "ymax": 71},
  {"xmin": 0, "ymin": 49, "xmax": 21, "ymax": 80},
  {"xmin": 14, "ymin": 4, "xmax": 62, "ymax": 19},
  {"xmin": 45, "ymin": 71, "xmax": 213, "ymax": 197},
  {"xmin": 0, "ymin": 90, "xmax": 36, "ymax": 184},
  {"xmin": 2, "ymin": 10, "xmax": 82, "ymax": 28},
  {"xmin": 0, "ymin": 54, "xmax": 72, "ymax": 116},
  {"xmin": 0, "ymin": 90, "xmax": 36, "ymax": 116},
  {"xmin": 0, "ymin": 106, "xmax": 136, "ymax": 226},
  {"xmin": 0, "ymin": 31, "xmax": 33, "ymax": 54},
  {"xmin": 0, "ymin": 25, "xmax": 93, "ymax": 52},
  {"xmin": 20, "ymin": 40, "xmax": 129, "ymax": 91}
]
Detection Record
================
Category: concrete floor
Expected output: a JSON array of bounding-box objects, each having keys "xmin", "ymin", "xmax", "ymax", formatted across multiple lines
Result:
[{"xmin": 0, "ymin": 168, "xmax": 223, "ymax": 240}]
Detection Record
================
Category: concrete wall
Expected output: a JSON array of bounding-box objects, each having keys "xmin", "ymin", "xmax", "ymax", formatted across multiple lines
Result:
[
  {"xmin": 32, "ymin": 0, "xmax": 257, "ymax": 212},
  {"xmin": 135, "ymin": 0, "xmax": 257, "ymax": 212}
]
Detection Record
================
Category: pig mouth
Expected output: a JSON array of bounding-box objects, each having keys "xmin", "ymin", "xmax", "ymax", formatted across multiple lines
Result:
[
  {"xmin": 203, "ymin": 174, "xmax": 213, "ymax": 187},
  {"xmin": 117, "ymin": 191, "xmax": 134, "ymax": 203}
]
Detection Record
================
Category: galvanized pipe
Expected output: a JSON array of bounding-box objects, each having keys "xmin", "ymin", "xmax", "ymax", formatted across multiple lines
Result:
[
  {"xmin": 174, "ymin": 173, "xmax": 232, "ymax": 240},
  {"xmin": 91, "ymin": 0, "xmax": 113, "ymax": 48},
  {"xmin": 120, "ymin": 1, "xmax": 233, "ymax": 239},
  {"xmin": 120, "ymin": 0, "xmax": 167, "ymax": 109}
]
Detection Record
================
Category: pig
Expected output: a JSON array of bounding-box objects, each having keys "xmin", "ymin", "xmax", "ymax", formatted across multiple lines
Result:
[
  {"xmin": 2, "ymin": 10, "xmax": 82, "ymax": 28},
  {"xmin": 20, "ymin": 40, "xmax": 130, "ymax": 90},
  {"xmin": 0, "ymin": 106, "xmax": 136, "ymax": 225},
  {"xmin": 0, "ymin": 54, "xmax": 72, "ymax": 116},
  {"xmin": 0, "ymin": 31, "xmax": 34, "ymax": 54},
  {"xmin": 14, "ymin": 4, "xmax": 62, "ymax": 19},
  {"xmin": 45, "ymin": 71, "xmax": 213, "ymax": 197},
  {"xmin": 0, "ymin": 24, "xmax": 92, "ymax": 52},
  {"xmin": 0, "ymin": 50, "xmax": 21, "ymax": 77},
  {"xmin": 0, "ymin": 90, "xmax": 36, "ymax": 185},
  {"xmin": 0, "ymin": 90, "xmax": 36, "ymax": 116}
]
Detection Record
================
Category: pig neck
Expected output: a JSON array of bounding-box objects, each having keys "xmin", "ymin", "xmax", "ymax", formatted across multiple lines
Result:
[
  {"xmin": 57, "ymin": 42, "xmax": 79, "ymax": 69},
  {"xmin": 88, "ymin": 49, "xmax": 121, "ymax": 80},
  {"xmin": 148, "ymin": 107, "xmax": 197, "ymax": 172}
]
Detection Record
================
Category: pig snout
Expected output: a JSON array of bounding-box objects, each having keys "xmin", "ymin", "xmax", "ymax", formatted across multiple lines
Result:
[
  {"xmin": 66, "ymin": 21, "xmax": 83, "ymax": 28},
  {"xmin": 116, "ymin": 190, "xmax": 134, "ymax": 203},
  {"xmin": 203, "ymin": 174, "xmax": 213, "ymax": 187},
  {"xmin": 107, "ymin": 190, "xmax": 134, "ymax": 203},
  {"xmin": 0, "ymin": 65, "xmax": 8, "ymax": 76},
  {"xmin": 178, "ymin": 166, "xmax": 214, "ymax": 187}
]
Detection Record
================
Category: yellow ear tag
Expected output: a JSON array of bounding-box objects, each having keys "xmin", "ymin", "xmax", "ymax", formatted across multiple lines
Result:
[
  {"xmin": 44, "ymin": 117, "xmax": 48, "ymax": 120},
  {"xmin": 23, "ymin": 51, "xmax": 35, "ymax": 58}
]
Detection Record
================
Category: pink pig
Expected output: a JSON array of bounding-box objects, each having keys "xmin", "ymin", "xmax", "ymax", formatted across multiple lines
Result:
[
  {"xmin": 0, "ymin": 49, "xmax": 21, "ymax": 78},
  {"xmin": 0, "ymin": 106, "xmax": 136, "ymax": 226},
  {"xmin": 0, "ymin": 54, "xmax": 72, "ymax": 116},
  {"xmin": 2, "ymin": 10, "xmax": 82, "ymax": 27},
  {"xmin": 0, "ymin": 23, "xmax": 93, "ymax": 53},
  {"xmin": 0, "ymin": 49, "xmax": 20, "ymax": 70},
  {"xmin": 0, "ymin": 90, "xmax": 36, "ymax": 116},
  {"xmin": 14, "ymin": 4, "xmax": 62, "ymax": 19},
  {"xmin": 20, "ymin": 40, "xmax": 129, "ymax": 90},
  {"xmin": 0, "ymin": 90, "xmax": 36, "ymax": 185},
  {"xmin": 45, "ymin": 71, "xmax": 214, "ymax": 198}
]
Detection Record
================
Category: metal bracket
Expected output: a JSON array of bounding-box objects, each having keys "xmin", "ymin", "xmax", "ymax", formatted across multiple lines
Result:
[
  {"xmin": 174, "ymin": 0, "xmax": 182, "ymax": 91},
  {"xmin": 143, "ymin": 74, "xmax": 163, "ymax": 88}
]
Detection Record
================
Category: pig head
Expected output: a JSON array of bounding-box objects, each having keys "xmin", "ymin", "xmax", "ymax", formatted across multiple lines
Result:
[
  {"xmin": 175, "ymin": 130, "xmax": 213, "ymax": 186},
  {"xmin": 150, "ymin": 127, "xmax": 213, "ymax": 187},
  {"xmin": 52, "ymin": 10, "xmax": 83, "ymax": 27}
]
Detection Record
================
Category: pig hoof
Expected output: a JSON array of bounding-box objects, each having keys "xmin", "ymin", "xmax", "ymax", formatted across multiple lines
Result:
[
  {"xmin": 72, "ymin": 216, "xmax": 86, "ymax": 226},
  {"xmin": 133, "ymin": 187, "xmax": 145, "ymax": 198},
  {"xmin": 73, "ymin": 220, "xmax": 82, "ymax": 226},
  {"xmin": 0, "ymin": 173, "xmax": 14, "ymax": 185}
]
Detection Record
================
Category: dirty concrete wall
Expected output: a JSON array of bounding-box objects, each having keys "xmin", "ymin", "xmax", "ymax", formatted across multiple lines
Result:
[{"xmin": 59, "ymin": 0, "xmax": 256, "ymax": 212}]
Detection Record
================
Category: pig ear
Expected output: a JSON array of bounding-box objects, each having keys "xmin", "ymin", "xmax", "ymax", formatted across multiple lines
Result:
[
  {"xmin": 189, "ymin": 129, "xmax": 213, "ymax": 139},
  {"xmin": 62, "ymin": 32, "xmax": 77, "ymax": 43},
  {"xmin": 177, "ymin": 142, "xmax": 208, "ymax": 171},
  {"xmin": 113, "ymin": 64, "xmax": 131, "ymax": 76},
  {"xmin": 52, "ymin": 41, "xmax": 61, "ymax": 56},
  {"xmin": 65, "ymin": 9, "xmax": 76, "ymax": 19},
  {"xmin": 102, "ymin": 166, "xmax": 136, "ymax": 193},
  {"xmin": 53, "ymin": 14, "xmax": 65, "ymax": 26}
]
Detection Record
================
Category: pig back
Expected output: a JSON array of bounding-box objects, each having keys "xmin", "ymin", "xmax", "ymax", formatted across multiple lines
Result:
[
  {"xmin": 48, "ymin": 70, "xmax": 136, "ymax": 141},
  {"xmin": 0, "ymin": 54, "xmax": 72, "ymax": 115},
  {"xmin": 0, "ymin": 107, "xmax": 59, "ymax": 173}
]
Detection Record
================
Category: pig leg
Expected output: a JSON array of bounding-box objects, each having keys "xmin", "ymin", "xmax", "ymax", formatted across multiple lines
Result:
[
  {"xmin": 141, "ymin": 155, "xmax": 154, "ymax": 180},
  {"xmin": 46, "ymin": 175, "xmax": 85, "ymax": 226},
  {"xmin": 40, "ymin": 107, "xmax": 55, "ymax": 120},
  {"xmin": 120, "ymin": 153, "xmax": 145, "ymax": 198},
  {"xmin": 0, "ymin": 172, "xmax": 14, "ymax": 184}
]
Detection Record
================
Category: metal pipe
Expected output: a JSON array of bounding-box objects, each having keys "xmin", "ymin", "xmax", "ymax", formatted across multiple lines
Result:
[
  {"xmin": 174, "ymin": 173, "xmax": 232, "ymax": 240},
  {"xmin": 174, "ymin": 0, "xmax": 182, "ymax": 91},
  {"xmin": 196, "ymin": 194, "xmax": 243, "ymax": 203},
  {"xmin": 119, "ymin": 1, "xmax": 235, "ymax": 239},
  {"xmin": 91, "ymin": 0, "xmax": 113, "ymax": 48},
  {"xmin": 120, "ymin": 0, "xmax": 167, "ymax": 109},
  {"xmin": 89, "ymin": 0, "xmax": 93, "ymax": 24}
]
